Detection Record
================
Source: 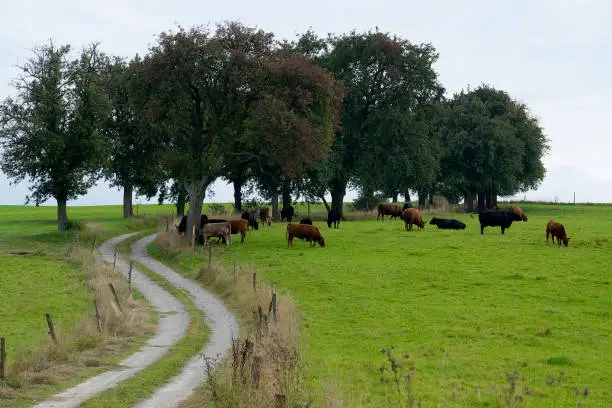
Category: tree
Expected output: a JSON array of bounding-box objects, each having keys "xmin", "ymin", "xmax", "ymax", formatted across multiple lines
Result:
[
  {"xmin": 0, "ymin": 42, "xmax": 110, "ymax": 231},
  {"xmin": 140, "ymin": 23, "xmax": 342, "ymax": 242},
  {"xmin": 292, "ymin": 29, "xmax": 443, "ymax": 216},
  {"xmin": 438, "ymin": 84, "xmax": 549, "ymax": 210},
  {"xmin": 103, "ymin": 55, "xmax": 165, "ymax": 218}
]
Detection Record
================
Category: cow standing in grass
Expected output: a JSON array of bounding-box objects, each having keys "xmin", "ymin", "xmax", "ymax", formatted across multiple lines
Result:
[
  {"xmin": 286, "ymin": 223, "xmax": 325, "ymax": 247},
  {"xmin": 478, "ymin": 210, "xmax": 522, "ymax": 235},
  {"xmin": 401, "ymin": 208, "xmax": 424, "ymax": 230},
  {"xmin": 281, "ymin": 205, "xmax": 295, "ymax": 222},
  {"xmin": 177, "ymin": 214, "xmax": 209, "ymax": 235},
  {"xmin": 241, "ymin": 211, "xmax": 259, "ymax": 231},
  {"xmin": 259, "ymin": 207, "xmax": 272, "ymax": 226},
  {"xmin": 546, "ymin": 220, "xmax": 570, "ymax": 246},
  {"xmin": 377, "ymin": 204, "xmax": 403, "ymax": 220},
  {"xmin": 327, "ymin": 208, "xmax": 341, "ymax": 229},
  {"xmin": 228, "ymin": 219, "xmax": 249, "ymax": 244},
  {"xmin": 201, "ymin": 222, "xmax": 232, "ymax": 246}
]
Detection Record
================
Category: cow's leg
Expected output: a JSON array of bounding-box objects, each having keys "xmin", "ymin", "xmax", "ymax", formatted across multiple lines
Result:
[
  {"xmin": 480, "ymin": 224, "xmax": 485, "ymax": 235},
  {"xmin": 501, "ymin": 227, "xmax": 506, "ymax": 235},
  {"xmin": 241, "ymin": 231, "xmax": 245, "ymax": 244},
  {"xmin": 546, "ymin": 231, "xmax": 549, "ymax": 243}
]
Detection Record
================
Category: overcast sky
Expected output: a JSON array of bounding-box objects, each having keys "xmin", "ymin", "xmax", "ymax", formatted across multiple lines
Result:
[{"xmin": 1, "ymin": 0, "xmax": 610, "ymax": 205}]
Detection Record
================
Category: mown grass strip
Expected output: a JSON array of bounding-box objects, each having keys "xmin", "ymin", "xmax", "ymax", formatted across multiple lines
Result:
[{"xmin": 80, "ymin": 232, "xmax": 210, "ymax": 408}]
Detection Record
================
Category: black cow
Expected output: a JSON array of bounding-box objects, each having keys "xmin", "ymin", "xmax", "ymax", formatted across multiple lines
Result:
[
  {"xmin": 281, "ymin": 205, "xmax": 295, "ymax": 222},
  {"xmin": 177, "ymin": 214, "xmax": 209, "ymax": 234},
  {"xmin": 241, "ymin": 211, "xmax": 259, "ymax": 231},
  {"xmin": 327, "ymin": 208, "xmax": 341, "ymax": 229},
  {"xmin": 429, "ymin": 217, "xmax": 466, "ymax": 230},
  {"xmin": 402, "ymin": 202, "xmax": 413, "ymax": 211},
  {"xmin": 299, "ymin": 217, "xmax": 313, "ymax": 225},
  {"xmin": 478, "ymin": 210, "xmax": 522, "ymax": 235}
]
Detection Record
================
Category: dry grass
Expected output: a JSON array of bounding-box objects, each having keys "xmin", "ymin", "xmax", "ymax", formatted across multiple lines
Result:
[
  {"xmin": 152, "ymin": 231, "xmax": 344, "ymax": 408},
  {"xmin": 0, "ymin": 245, "xmax": 155, "ymax": 403}
]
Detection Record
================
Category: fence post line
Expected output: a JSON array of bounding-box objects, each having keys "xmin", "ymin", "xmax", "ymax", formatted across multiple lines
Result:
[
  {"xmin": 112, "ymin": 248, "xmax": 117, "ymax": 271},
  {"xmin": 252, "ymin": 272, "xmax": 256, "ymax": 292},
  {"xmin": 108, "ymin": 283, "xmax": 123, "ymax": 313},
  {"xmin": 0, "ymin": 337, "xmax": 6, "ymax": 380},
  {"xmin": 45, "ymin": 313, "xmax": 57, "ymax": 344},
  {"xmin": 128, "ymin": 261, "xmax": 133, "ymax": 294},
  {"xmin": 94, "ymin": 299, "xmax": 102, "ymax": 332}
]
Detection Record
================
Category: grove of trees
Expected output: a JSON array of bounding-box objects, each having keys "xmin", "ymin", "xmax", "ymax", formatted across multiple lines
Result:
[{"xmin": 0, "ymin": 22, "xmax": 549, "ymax": 238}]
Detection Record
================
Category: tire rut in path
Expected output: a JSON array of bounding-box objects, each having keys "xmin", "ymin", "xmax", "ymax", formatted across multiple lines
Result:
[
  {"xmin": 131, "ymin": 233, "xmax": 239, "ymax": 408},
  {"xmin": 33, "ymin": 232, "xmax": 189, "ymax": 408}
]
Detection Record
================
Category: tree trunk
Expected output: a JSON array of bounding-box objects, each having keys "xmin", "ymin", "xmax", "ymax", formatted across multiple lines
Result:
[
  {"xmin": 319, "ymin": 195, "xmax": 331, "ymax": 212},
  {"xmin": 464, "ymin": 191, "xmax": 475, "ymax": 212},
  {"xmin": 123, "ymin": 185, "xmax": 133, "ymax": 218},
  {"xmin": 492, "ymin": 193, "xmax": 498, "ymax": 208},
  {"xmin": 485, "ymin": 192, "xmax": 494, "ymax": 209},
  {"xmin": 403, "ymin": 191, "xmax": 411, "ymax": 203},
  {"xmin": 233, "ymin": 178, "xmax": 243, "ymax": 213},
  {"xmin": 477, "ymin": 192, "xmax": 486, "ymax": 211},
  {"xmin": 176, "ymin": 186, "xmax": 186, "ymax": 217},
  {"xmin": 57, "ymin": 198, "xmax": 67, "ymax": 232},
  {"xmin": 271, "ymin": 195, "xmax": 279, "ymax": 221},
  {"xmin": 281, "ymin": 179, "xmax": 292, "ymax": 209},
  {"xmin": 392, "ymin": 193, "xmax": 398, "ymax": 203},
  {"xmin": 418, "ymin": 191, "xmax": 427, "ymax": 210},
  {"xmin": 184, "ymin": 179, "xmax": 207, "ymax": 244},
  {"xmin": 330, "ymin": 182, "xmax": 346, "ymax": 217}
]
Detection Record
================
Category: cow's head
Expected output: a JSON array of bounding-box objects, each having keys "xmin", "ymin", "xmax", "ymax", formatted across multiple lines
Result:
[
  {"xmin": 563, "ymin": 237, "xmax": 570, "ymax": 246},
  {"xmin": 317, "ymin": 236, "xmax": 326, "ymax": 247},
  {"xmin": 418, "ymin": 220, "xmax": 425, "ymax": 229},
  {"xmin": 252, "ymin": 220, "xmax": 259, "ymax": 230},
  {"xmin": 522, "ymin": 214, "xmax": 528, "ymax": 221}
]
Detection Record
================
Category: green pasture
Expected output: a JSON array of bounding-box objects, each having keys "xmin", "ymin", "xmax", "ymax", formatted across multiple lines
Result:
[{"xmin": 152, "ymin": 203, "xmax": 612, "ymax": 407}]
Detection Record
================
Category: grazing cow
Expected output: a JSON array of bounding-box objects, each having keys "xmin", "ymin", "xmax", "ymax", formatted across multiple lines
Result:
[
  {"xmin": 429, "ymin": 217, "xmax": 466, "ymax": 230},
  {"xmin": 377, "ymin": 203, "xmax": 403, "ymax": 220},
  {"xmin": 546, "ymin": 220, "xmax": 570, "ymax": 246},
  {"xmin": 201, "ymin": 222, "xmax": 232, "ymax": 246},
  {"xmin": 327, "ymin": 208, "xmax": 341, "ymax": 229},
  {"xmin": 402, "ymin": 202, "xmax": 413, "ymax": 211},
  {"xmin": 299, "ymin": 217, "xmax": 313, "ymax": 225},
  {"xmin": 228, "ymin": 219, "xmax": 249, "ymax": 244},
  {"xmin": 286, "ymin": 223, "xmax": 325, "ymax": 248},
  {"xmin": 241, "ymin": 211, "xmax": 259, "ymax": 231},
  {"xmin": 508, "ymin": 206, "xmax": 528, "ymax": 221},
  {"xmin": 177, "ymin": 214, "xmax": 209, "ymax": 235},
  {"xmin": 281, "ymin": 205, "xmax": 295, "ymax": 222},
  {"xmin": 401, "ymin": 208, "xmax": 424, "ymax": 230},
  {"xmin": 478, "ymin": 210, "xmax": 522, "ymax": 235},
  {"xmin": 259, "ymin": 207, "xmax": 272, "ymax": 226}
]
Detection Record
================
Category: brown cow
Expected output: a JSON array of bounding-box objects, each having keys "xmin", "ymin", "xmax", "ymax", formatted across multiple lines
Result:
[
  {"xmin": 546, "ymin": 220, "xmax": 570, "ymax": 246},
  {"xmin": 259, "ymin": 207, "xmax": 272, "ymax": 227},
  {"xmin": 377, "ymin": 203, "xmax": 403, "ymax": 220},
  {"xmin": 228, "ymin": 219, "xmax": 248, "ymax": 244},
  {"xmin": 401, "ymin": 208, "xmax": 425, "ymax": 231},
  {"xmin": 201, "ymin": 222, "xmax": 232, "ymax": 246},
  {"xmin": 508, "ymin": 206, "xmax": 528, "ymax": 221},
  {"xmin": 286, "ymin": 223, "xmax": 325, "ymax": 248}
]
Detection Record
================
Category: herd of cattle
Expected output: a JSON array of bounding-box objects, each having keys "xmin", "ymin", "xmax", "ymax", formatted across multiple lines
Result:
[{"xmin": 175, "ymin": 202, "xmax": 571, "ymax": 248}]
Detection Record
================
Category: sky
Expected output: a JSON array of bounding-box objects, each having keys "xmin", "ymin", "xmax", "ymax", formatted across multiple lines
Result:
[{"xmin": 1, "ymin": 0, "xmax": 610, "ymax": 206}]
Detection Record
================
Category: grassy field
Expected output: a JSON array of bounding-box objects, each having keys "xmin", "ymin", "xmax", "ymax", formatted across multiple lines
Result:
[
  {"xmin": 0, "ymin": 204, "xmax": 168, "ymax": 406},
  {"xmin": 151, "ymin": 203, "xmax": 612, "ymax": 407}
]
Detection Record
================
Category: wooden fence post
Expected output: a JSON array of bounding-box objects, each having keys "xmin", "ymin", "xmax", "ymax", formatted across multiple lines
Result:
[
  {"xmin": 90, "ymin": 236, "xmax": 97, "ymax": 254},
  {"xmin": 45, "ymin": 313, "xmax": 57, "ymax": 344},
  {"xmin": 128, "ymin": 261, "xmax": 133, "ymax": 294},
  {"xmin": 108, "ymin": 283, "xmax": 122, "ymax": 312},
  {"xmin": 275, "ymin": 394, "xmax": 287, "ymax": 408},
  {"xmin": 233, "ymin": 258, "xmax": 237, "ymax": 281},
  {"xmin": 94, "ymin": 299, "xmax": 102, "ymax": 332},
  {"xmin": 208, "ymin": 244, "xmax": 212, "ymax": 267},
  {"xmin": 252, "ymin": 272, "xmax": 256, "ymax": 292},
  {"xmin": 166, "ymin": 217, "xmax": 169, "ymax": 232},
  {"xmin": 191, "ymin": 225, "xmax": 196, "ymax": 252},
  {"xmin": 251, "ymin": 355, "xmax": 262, "ymax": 388},
  {"xmin": 0, "ymin": 337, "xmax": 6, "ymax": 380},
  {"xmin": 271, "ymin": 293, "xmax": 277, "ymax": 323},
  {"xmin": 112, "ymin": 248, "xmax": 117, "ymax": 272}
]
